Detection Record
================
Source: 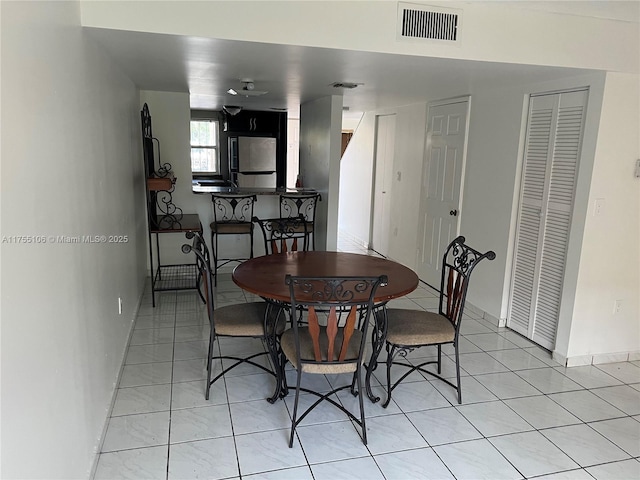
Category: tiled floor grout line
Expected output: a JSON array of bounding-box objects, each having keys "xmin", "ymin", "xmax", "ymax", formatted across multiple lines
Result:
[{"xmin": 164, "ymin": 296, "xmax": 178, "ymax": 480}]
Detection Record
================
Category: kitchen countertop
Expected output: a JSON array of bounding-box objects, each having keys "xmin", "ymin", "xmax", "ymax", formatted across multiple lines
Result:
[{"xmin": 192, "ymin": 185, "xmax": 317, "ymax": 195}]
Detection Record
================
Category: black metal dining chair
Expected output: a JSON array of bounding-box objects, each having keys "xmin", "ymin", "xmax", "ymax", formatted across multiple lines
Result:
[
  {"xmin": 279, "ymin": 192, "xmax": 321, "ymax": 250},
  {"xmin": 182, "ymin": 232, "xmax": 286, "ymax": 402},
  {"xmin": 253, "ymin": 214, "xmax": 309, "ymax": 255},
  {"xmin": 382, "ymin": 236, "xmax": 495, "ymax": 406},
  {"xmin": 210, "ymin": 193, "xmax": 257, "ymax": 285},
  {"xmin": 281, "ymin": 274, "xmax": 388, "ymax": 447}
]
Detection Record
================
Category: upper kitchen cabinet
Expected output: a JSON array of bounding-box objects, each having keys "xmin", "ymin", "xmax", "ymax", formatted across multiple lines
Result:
[{"xmin": 223, "ymin": 110, "xmax": 286, "ymax": 136}]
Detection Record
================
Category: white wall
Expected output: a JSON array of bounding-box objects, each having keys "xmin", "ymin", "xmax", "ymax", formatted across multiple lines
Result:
[
  {"xmin": 386, "ymin": 104, "xmax": 428, "ymax": 267},
  {"xmin": 339, "ymin": 70, "xmax": 640, "ymax": 362},
  {"xmin": 299, "ymin": 95, "xmax": 343, "ymax": 250},
  {"xmin": 564, "ymin": 72, "xmax": 640, "ymax": 361},
  {"xmin": 80, "ymin": 1, "xmax": 638, "ymax": 74},
  {"xmin": 1, "ymin": 2, "xmax": 146, "ymax": 478},
  {"xmin": 338, "ymin": 113, "xmax": 376, "ymax": 246}
]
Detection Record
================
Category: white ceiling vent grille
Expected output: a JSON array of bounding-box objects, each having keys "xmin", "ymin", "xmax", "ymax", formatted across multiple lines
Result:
[{"xmin": 397, "ymin": 3, "xmax": 462, "ymax": 43}]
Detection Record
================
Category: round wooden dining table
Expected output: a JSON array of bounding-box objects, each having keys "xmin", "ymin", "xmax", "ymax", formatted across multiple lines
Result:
[
  {"xmin": 233, "ymin": 251, "xmax": 420, "ymax": 403},
  {"xmin": 233, "ymin": 251, "xmax": 419, "ymax": 303}
]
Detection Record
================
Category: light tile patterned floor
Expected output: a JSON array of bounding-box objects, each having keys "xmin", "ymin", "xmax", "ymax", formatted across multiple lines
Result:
[{"xmin": 94, "ymin": 238, "xmax": 640, "ymax": 479}]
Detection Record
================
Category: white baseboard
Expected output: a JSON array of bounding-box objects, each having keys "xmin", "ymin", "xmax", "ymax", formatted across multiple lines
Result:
[
  {"xmin": 338, "ymin": 229, "xmax": 369, "ymax": 249},
  {"xmin": 465, "ymin": 301, "xmax": 639, "ymax": 368},
  {"xmin": 628, "ymin": 351, "xmax": 640, "ymax": 362},
  {"xmin": 465, "ymin": 302, "xmax": 504, "ymax": 327},
  {"xmin": 553, "ymin": 350, "xmax": 639, "ymax": 367},
  {"xmin": 593, "ymin": 352, "xmax": 637, "ymax": 365},
  {"xmin": 565, "ymin": 354, "xmax": 592, "ymax": 367}
]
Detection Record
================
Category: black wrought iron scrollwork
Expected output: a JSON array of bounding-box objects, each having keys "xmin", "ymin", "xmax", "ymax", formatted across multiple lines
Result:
[
  {"xmin": 155, "ymin": 188, "xmax": 184, "ymax": 229},
  {"xmin": 152, "ymin": 138, "xmax": 173, "ymax": 179},
  {"xmin": 448, "ymin": 236, "xmax": 495, "ymax": 275},
  {"xmin": 291, "ymin": 278, "xmax": 376, "ymax": 303},
  {"xmin": 365, "ymin": 305, "xmax": 388, "ymax": 402},
  {"xmin": 141, "ymin": 103, "xmax": 183, "ymax": 229},
  {"xmin": 213, "ymin": 195, "xmax": 255, "ymax": 223}
]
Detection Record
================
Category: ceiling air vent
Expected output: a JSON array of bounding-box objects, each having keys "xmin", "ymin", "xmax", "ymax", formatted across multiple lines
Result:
[
  {"xmin": 331, "ymin": 82, "xmax": 361, "ymax": 89},
  {"xmin": 397, "ymin": 3, "xmax": 462, "ymax": 43}
]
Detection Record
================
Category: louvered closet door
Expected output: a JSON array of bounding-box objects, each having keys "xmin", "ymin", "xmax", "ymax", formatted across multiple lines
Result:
[{"xmin": 508, "ymin": 90, "xmax": 587, "ymax": 350}]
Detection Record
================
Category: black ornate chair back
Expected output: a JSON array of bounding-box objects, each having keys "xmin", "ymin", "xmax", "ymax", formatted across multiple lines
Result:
[
  {"xmin": 279, "ymin": 193, "xmax": 321, "ymax": 249},
  {"xmin": 439, "ymin": 235, "xmax": 496, "ymax": 330},
  {"xmin": 253, "ymin": 215, "xmax": 309, "ymax": 255},
  {"xmin": 209, "ymin": 193, "xmax": 257, "ymax": 286},
  {"xmin": 212, "ymin": 194, "xmax": 256, "ymax": 223}
]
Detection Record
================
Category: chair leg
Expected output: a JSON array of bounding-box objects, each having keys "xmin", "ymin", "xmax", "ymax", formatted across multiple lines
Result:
[
  {"xmin": 356, "ymin": 367, "xmax": 367, "ymax": 445},
  {"xmin": 205, "ymin": 331, "xmax": 215, "ymax": 401},
  {"xmin": 249, "ymin": 227, "xmax": 254, "ymax": 259},
  {"xmin": 289, "ymin": 370, "xmax": 302, "ymax": 448},
  {"xmin": 437, "ymin": 344, "xmax": 442, "ymax": 374},
  {"xmin": 265, "ymin": 305, "xmax": 285, "ymax": 404},
  {"xmin": 454, "ymin": 341, "xmax": 462, "ymax": 404},
  {"xmin": 382, "ymin": 343, "xmax": 393, "ymax": 408},
  {"xmin": 279, "ymin": 350, "xmax": 289, "ymax": 398},
  {"xmin": 350, "ymin": 370, "xmax": 358, "ymax": 396},
  {"xmin": 211, "ymin": 231, "xmax": 218, "ymax": 286}
]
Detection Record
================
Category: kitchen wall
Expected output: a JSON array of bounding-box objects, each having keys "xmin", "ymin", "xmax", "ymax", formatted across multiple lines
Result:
[
  {"xmin": 1, "ymin": 2, "xmax": 146, "ymax": 478},
  {"xmin": 139, "ymin": 91, "xmax": 283, "ymax": 267}
]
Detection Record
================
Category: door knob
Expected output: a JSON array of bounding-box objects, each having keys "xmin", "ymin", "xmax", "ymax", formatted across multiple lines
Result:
[{"xmin": 449, "ymin": 209, "xmax": 458, "ymax": 216}]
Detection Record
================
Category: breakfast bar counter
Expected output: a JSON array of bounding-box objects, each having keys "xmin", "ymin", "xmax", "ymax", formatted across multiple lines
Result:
[{"xmin": 192, "ymin": 185, "xmax": 317, "ymax": 195}]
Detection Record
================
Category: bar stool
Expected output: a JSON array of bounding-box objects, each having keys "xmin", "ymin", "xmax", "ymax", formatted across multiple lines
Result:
[
  {"xmin": 210, "ymin": 193, "xmax": 257, "ymax": 285},
  {"xmin": 279, "ymin": 192, "xmax": 321, "ymax": 250}
]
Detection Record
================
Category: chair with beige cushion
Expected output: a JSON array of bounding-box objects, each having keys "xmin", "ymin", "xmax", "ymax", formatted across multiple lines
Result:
[
  {"xmin": 183, "ymin": 232, "xmax": 285, "ymax": 402},
  {"xmin": 382, "ymin": 236, "xmax": 495, "ymax": 406},
  {"xmin": 281, "ymin": 274, "xmax": 387, "ymax": 447},
  {"xmin": 210, "ymin": 193, "xmax": 257, "ymax": 285}
]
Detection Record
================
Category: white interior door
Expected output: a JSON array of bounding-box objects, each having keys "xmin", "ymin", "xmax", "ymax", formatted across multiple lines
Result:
[
  {"xmin": 508, "ymin": 89, "xmax": 587, "ymax": 350},
  {"xmin": 371, "ymin": 114, "xmax": 396, "ymax": 256},
  {"xmin": 417, "ymin": 99, "xmax": 469, "ymax": 287}
]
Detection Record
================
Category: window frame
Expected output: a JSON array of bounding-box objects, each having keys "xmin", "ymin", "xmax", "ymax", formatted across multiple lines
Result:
[{"xmin": 190, "ymin": 118, "xmax": 220, "ymax": 176}]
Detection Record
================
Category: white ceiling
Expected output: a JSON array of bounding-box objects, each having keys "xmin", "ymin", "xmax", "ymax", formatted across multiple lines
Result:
[{"xmin": 84, "ymin": 1, "xmax": 637, "ymax": 118}]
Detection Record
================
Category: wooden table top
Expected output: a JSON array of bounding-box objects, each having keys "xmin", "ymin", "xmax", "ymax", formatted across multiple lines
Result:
[{"xmin": 232, "ymin": 251, "xmax": 419, "ymax": 303}]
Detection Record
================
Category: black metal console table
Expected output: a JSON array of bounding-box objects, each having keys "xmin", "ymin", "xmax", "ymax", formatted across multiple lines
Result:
[
  {"xmin": 149, "ymin": 214, "xmax": 203, "ymax": 307},
  {"xmin": 141, "ymin": 103, "xmax": 202, "ymax": 306}
]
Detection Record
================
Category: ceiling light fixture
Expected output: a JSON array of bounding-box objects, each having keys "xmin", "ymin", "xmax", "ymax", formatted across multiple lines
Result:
[
  {"xmin": 223, "ymin": 105, "xmax": 242, "ymax": 116},
  {"xmin": 331, "ymin": 82, "xmax": 363, "ymax": 89},
  {"xmin": 226, "ymin": 79, "xmax": 268, "ymax": 97}
]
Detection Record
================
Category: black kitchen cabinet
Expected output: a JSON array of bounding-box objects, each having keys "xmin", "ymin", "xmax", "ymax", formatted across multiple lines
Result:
[
  {"xmin": 221, "ymin": 110, "xmax": 288, "ymax": 188},
  {"xmin": 223, "ymin": 110, "xmax": 284, "ymax": 135}
]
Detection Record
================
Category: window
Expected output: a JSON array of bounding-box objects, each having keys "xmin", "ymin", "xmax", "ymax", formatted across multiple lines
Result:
[{"xmin": 190, "ymin": 120, "xmax": 219, "ymax": 174}]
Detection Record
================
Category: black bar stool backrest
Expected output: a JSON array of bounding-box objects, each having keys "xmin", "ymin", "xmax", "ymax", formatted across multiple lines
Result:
[{"xmin": 212, "ymin": 194, "xmax": 257, "ymax": 223}]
